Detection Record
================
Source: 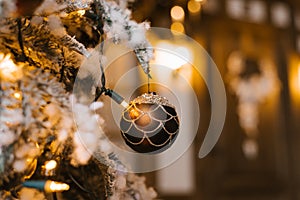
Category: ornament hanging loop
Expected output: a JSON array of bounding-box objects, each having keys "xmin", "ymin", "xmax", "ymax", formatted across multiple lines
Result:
[{"xmin": 147, "ymin": 75, "xmax": 150, "ymax": 93}]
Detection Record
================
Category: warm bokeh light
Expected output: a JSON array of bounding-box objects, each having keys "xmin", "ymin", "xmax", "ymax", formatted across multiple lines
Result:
[
  {"xmin": 188, "ymin": 0, "xmax": 201, "ymax": 14},
  {"xmin": 289, "ymin": 55, "xmax": 300, "ymax": 103},
  {"xmin": 170, "ymin": 6, "xmax": 185, "ymax": 21},
  {"xmin": 295, "ymin": 63, "xmax": 300, "ymax": 96},
  {"xmin": 242, "ymin": 139, "xmax": 258, "ymax": 160},
  {"xmin": 171, "ymin": 22, "xmax": 185, "ymax": 33},
  {"xmin": 154, "ymin": 42, "xmax": 192, "ymax": 70},
  {"xmin": 298, "ymin": 65, "xmax": 300, "ymax": 89}
]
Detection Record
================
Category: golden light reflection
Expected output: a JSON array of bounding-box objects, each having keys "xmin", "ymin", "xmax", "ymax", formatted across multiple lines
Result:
[
  {"xmin": 170, "ymin": 6, "xmax": 185, "ymax": 21},
  {"xmin": 129, "ymin": 107, "xmax": 140, "ymax": 120}
]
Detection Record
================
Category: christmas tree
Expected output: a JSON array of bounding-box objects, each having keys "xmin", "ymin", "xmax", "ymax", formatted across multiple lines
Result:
[{"xmin": 0, "ymin": 0, "xmax": 156, "ymax": 199}]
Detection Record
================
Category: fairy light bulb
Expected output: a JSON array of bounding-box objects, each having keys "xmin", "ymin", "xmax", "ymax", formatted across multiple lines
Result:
[
  {"xmin": 43, "ymin": 160, "xmax": 57, "ymax": 176},
  {"xmin": 22, "ymin": 180, "xmax": 70, "ymax": 193},
  {"xmin": 45, "ymin": 181, "xmax": 70, "ymax": 193},
  {"xmin": 45, "ymin": 160, "xmax": 57, "ymax": 170},
  {"xmin": 13, "ymin": 92, "xmax": 22, "ymax": 100}
]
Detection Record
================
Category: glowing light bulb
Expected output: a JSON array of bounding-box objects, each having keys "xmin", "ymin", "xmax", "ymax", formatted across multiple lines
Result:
[
  {"xmin": 45, "ymin": 160, "xmax": 57, "ymax": 170},
  {"xmin": 13, "ymin": 92, "xmax": 21, "ymax": 100},
  {"xmin": 45, "ymin": 181, "xmax": 70, "ymax": 193},
  {"xmin": 43, "ymin": 160, "xmax": 57, "ymax": 176}
]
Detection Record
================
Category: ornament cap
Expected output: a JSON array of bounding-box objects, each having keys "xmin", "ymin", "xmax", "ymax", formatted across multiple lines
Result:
[{"xmin": 131, "ymin": 92, "xmax": 174, "ymax": 108}]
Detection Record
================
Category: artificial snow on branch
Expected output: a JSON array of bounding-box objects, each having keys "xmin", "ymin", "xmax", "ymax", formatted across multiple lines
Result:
[
  {"xmin": 0, "ymin": 0, "xmax": 17, "ymax": 18},
  {"xmin": 0, "ymin": 0, "xmax": 156, "ymax": 199},
  {"xmin": 100, "ymin": 0, "xmax": 153, "ymax": 75}
]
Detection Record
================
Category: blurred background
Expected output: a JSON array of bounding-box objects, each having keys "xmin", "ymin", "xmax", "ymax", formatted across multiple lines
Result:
[{"xmin": 113, "ymin": 0, "xmax": 300, "ymax": 199}]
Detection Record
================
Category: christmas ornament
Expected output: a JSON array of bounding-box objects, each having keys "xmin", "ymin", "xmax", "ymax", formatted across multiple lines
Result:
[
  {"xmin": 120, "ymin": 93, "xmax": 179, "ymax": 153},
  {"xmin": 92, "ymin": 43, "xmax": 179, "ymax": 154}
]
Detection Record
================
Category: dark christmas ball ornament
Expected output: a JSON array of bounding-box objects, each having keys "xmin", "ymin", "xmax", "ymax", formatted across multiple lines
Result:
[{"xmin": 120, "ymin": 93, "xmax": 179, "ymax": 153}]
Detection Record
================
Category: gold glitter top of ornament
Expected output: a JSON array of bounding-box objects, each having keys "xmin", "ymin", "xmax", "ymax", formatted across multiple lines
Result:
[{"xmin": 131, "ymin": 92, "xmax": 174, "ymax": 108}]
